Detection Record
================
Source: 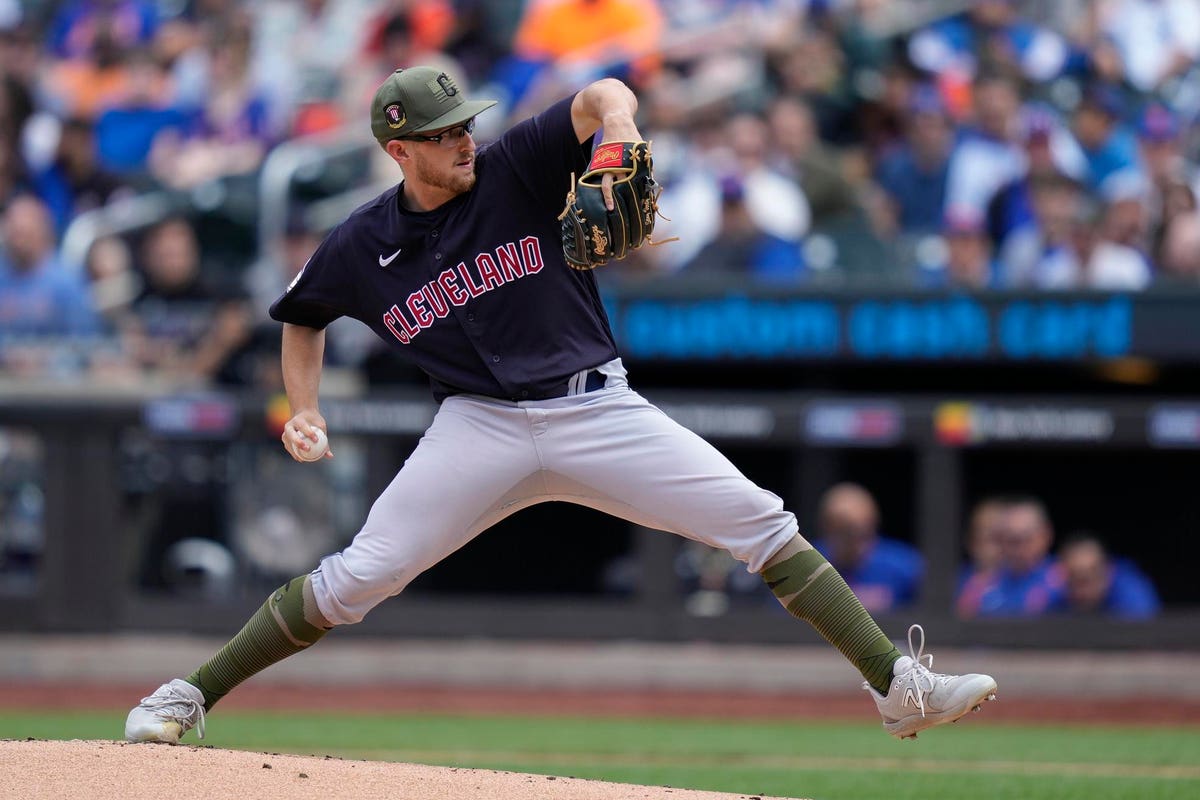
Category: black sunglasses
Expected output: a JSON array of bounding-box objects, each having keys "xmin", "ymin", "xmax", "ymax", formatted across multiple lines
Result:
[{"xmin": 400, "ymin": 118, "xmax": 476, "ymax": 145}]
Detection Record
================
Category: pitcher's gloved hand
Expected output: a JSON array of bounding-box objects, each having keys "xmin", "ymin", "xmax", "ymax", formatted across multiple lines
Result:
[{"xmin": 559, "ymin": 140, "xmax": 662, "ymax": 270}]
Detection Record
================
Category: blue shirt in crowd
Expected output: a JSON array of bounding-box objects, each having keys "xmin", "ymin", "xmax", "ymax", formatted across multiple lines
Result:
[
  {"xmin": 960, "ymin": 557, "xmax": 1063, "ymax": 618},
  {"xmin": 1049, "ymin": 559, "xmax": 1161, "ymax": 620},
  {"xmin": 815, "ymin": 537, "xmax": 924, "ymax": 611},
  {"xmin": 0, "ymin": 256, "xmax": 99, "ymax": 338},
  {"xmin": 875, "ymin": 146, "xmax": 949, "ymax": 233}
]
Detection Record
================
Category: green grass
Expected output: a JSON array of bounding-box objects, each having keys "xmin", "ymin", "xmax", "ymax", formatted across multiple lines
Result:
[{"xmin": 2, "ymin": 711, "xmax": 1198, "ymax": 800}]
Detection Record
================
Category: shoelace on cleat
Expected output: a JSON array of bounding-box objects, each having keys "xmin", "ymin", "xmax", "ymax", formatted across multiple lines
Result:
[
  {"xmin": 139, "ymin": 686, "xmax": 206, "ymax": 739},
  {"xmin": 897, "ymin": 624, "xmax": 952, "ymax": 719}
]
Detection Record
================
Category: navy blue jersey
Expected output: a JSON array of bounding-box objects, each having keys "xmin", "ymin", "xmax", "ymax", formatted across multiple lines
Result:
[{"xmin": 270, "ymin": 95, "xmax": 619, "ymax": 401}]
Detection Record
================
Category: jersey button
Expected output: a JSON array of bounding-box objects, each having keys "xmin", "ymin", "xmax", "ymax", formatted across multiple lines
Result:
[
  {"xmin": 434, "ymin": 252, "xmax": 442, "ymax": 260},
  {"xmin": 492, "ymin": 355, "xmax": 501, "ymax": 363},
  {"xmin": 520, "ymin": 390, "xmax": 529, "ymax": 398},
  {"xmin": 467, "ymin": 312, "xmax": 475, "ymax": 322},
  {"xmin": 431, "ymin": 230, "xmax": 439, "ymax": 238}
]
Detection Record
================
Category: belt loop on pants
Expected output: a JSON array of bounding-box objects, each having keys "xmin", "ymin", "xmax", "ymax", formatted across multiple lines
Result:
[
  {"xmin": 537, "ymin": 368, "xmax": 606, "ymax": 399},
  {"xmin": 567, "ymin": 368, "xmax": 607, "ymax": 396},
  {"xmin": 508, "ymin": 366, "xmax": 613, "ymax": 401}
]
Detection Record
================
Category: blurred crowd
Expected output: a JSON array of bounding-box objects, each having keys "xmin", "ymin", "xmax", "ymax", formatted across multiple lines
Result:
[
  {"xmin": 955, "ymin": 494, "xmax": 1159, "ymax": 619},
  {"xmin": 674, "ymin": 481, "xmax": 1160, "ymax": 620},
  {"xmin": 626, "ymin": 0, "xmax": 1200, "ymax": 289},
  {"xmin": 4, "ymin": 1, "xmax": 1200, "ymax": 384}
]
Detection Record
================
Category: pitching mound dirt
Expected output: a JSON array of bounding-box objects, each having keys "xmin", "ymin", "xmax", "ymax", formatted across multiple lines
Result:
[{"xmin": 0, "ymin": 739, "xmax": 803, "ymax": 800}]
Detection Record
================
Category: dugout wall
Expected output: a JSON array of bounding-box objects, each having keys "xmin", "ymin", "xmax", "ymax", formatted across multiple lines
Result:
[{"xmin": 1, "ymin": 387, "xmax": 1198, "ymax": 650}]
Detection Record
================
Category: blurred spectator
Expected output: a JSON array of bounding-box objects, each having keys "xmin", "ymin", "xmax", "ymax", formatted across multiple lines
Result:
[
  {"xmin": 656, "ymin": 110, "xmax": 810, "ymax": 274},
  {"xmin": 724, "ymin": 111, "xmax": 811, "ymax": 247},
  {"xmin": 252, "ymin": 0, "xmax": 380, "ymax": 134},
  {"xmin": 84, "ymin": 234, "xmax": 141, "ymax": 323},
  {"xmin": 1157, "ymin": 210, "xmax": 1200, "ymax": 282},
  {"xmin": 986, "ymin": 103, "xmax": 1088, "ymax": 247},
  {"xmin": 767, "ymin": 95, "xmax": 859, "ymax": 228},
  {"xmin": 1097, "ymin": 168, "xmax": 1151, "ymax": 252},
  {"xmin": 812, "ymin": 482, "xmax": 923, "ymax": 613},
  {"xmin": 511, "ymin": 0, "xmax": 664, "ymax": 90},
  {"xmin": 125, "ymin": 216, "xmax": 252, "ymax": 385},
  {"xmin": 1050, "ymin": 533, "xmax": 1160, "ymax": 619},
  {"xmin": 873, "ymin": 84, "xmax": 955, "ymax": 235},
  {"xmin": 1096, "ymin": 0, "xmax": 1200, "ymax": 93},
  {"xmin": 150, "ymin": 17, "xmax": 276, "ymax": 189},
  {"xmin": 445, "ymin": 0, "xmax": 528, "ymax": 87},
  {"xmin": 852, "ymin": 57, "xmax": 918, "ymax": 159},
  {"xmin": 362, "ymin": 1, "xmax": 457, "ymax": 69},
  {"xmin": 47, "ymin": 0, "xmax": 160, "ymax": 61},
  {"xmin": 152, "ymin": 11, "xmax": 208, "ymax": 109},
  {"xmin": 907, "ymin": 0, "xmax": 1069, "ymax": 87},
  {"xmin": 944, "ymin": 71, "xmax": 1023, "ymax": 221},
  {"xmin": 1071, "ymin": 84, "xmax": 1139, "ymax": 192},
  {"xmin": 31, "ymin": 116, "xmax": 126, "ymax": 234},
  {"xmin": 0, "ymin": 194, "xmax": 98, "ymax": 340},
  {"xmin": 957, "ymin": 495, "xmax": 1062, "ymax": 618},
  {"xmin": 956, "ymin": 496, "xmax": 1008, "ymax": 615},
  {"xmin": 768, "ymin": 25, "xmax": 856, "ymax": 146},
  {"xmin": 93, "ymin": 48, "xmax": 188, "ymax": 175},
  {"xmin": 44, "ymin": 13, "xmax": 141, "ymax": 121},
  {"xmin": 1070, "ymin": 194, "xmax": 1153, "ymax": 290},
  {"xmin": 680, "ymin": 173, "xmax": 804, "ymax": 282},
  {"xmin": 917, "ymin": 209, "xmax": 1000, "ymax": 289},
  {"xmin": 998, "ymin": 171, "xmax": 1086, "ymax": 288},
  {"xmin": 78, "ymin": 234, "xmax": 143, "ymax": 381},
  {"xmin": 1077, "ymin": 171, "xmax": 1155, "ymax": 288},
  {"xmin": 1135, "ymin": 103, "xmax": 1200, "ymax": 268}
]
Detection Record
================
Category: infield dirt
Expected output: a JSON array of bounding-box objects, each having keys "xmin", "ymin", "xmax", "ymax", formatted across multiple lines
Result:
[{"xmin": 0, "ymin": 739, "xmax": 803, "ymax": 800}]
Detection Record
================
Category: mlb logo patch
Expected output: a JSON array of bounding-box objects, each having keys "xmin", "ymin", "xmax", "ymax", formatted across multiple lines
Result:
[{"xmin": 590, "ymin": 143, "xmax": 624, "ymax": 170}]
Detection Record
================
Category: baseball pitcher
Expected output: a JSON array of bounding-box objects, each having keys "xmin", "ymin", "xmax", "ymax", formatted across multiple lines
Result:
[{"xmin": 126, "ymin": 67, "xmax": 996, "ymax": 745}]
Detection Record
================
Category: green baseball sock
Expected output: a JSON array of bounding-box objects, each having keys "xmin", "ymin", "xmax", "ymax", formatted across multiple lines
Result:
[
  {"xmin": 185, "ymin": 575, "xmax": 331, "ymax": 710},
  {"xmin": 761, "ymin": 539, "xmax": 900, "ymax": 695}
]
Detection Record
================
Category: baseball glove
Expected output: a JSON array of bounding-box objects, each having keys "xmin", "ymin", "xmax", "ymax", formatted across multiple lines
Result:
[{"xmin": 559, "ymin": 140, "xmax": 663, "ymax": 270}]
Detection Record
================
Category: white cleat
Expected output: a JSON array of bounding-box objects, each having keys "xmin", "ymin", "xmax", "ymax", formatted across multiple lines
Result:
[
  {"xmin": 864, "ymin": 624, "xmax": 997, "ymax": 740},
  {"xmin": 125, "ymin": 679, "xmax": 207, "ymax": 744}
]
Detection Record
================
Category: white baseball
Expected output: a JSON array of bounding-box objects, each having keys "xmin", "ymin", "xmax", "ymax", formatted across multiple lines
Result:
[{"xmin": 294, "ymin": 427, "xmax": 329, "ymax": 462}]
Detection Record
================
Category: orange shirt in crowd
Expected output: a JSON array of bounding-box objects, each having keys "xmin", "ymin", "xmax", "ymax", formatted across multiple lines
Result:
[
  {"xmin": 514, "ymin": 0, "xmax": 664, "ymax": 67},
  {"xmin": 46, "ymin": 62, "xmax": 134, "ymax": 120}
]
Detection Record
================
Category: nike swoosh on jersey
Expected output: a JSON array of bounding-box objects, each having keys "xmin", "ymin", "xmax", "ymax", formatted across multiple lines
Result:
[{"xmin": 378, "ymin": 248, "xmax": 402, "ymax": 267}]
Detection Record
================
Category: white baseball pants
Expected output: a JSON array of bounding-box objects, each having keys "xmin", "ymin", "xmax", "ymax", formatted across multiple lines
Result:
[{"xmin": 310, "ymin": 366, "xmax": 799, "ymax": 625}]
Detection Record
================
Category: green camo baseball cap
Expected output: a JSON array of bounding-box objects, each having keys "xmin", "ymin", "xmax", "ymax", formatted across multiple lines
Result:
[{"xmin": 370, "ymin": 66, "xmax": 497, "ymax": 143}]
